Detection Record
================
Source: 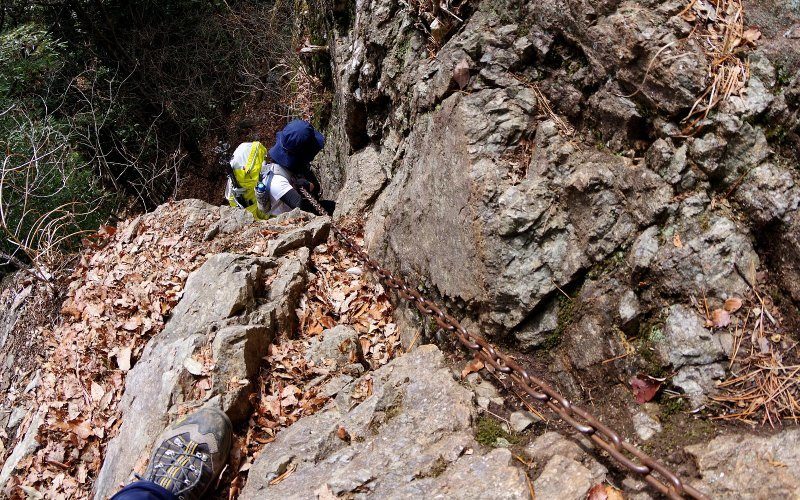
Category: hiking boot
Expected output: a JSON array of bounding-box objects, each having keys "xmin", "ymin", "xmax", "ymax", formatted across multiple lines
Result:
[{"xmin": 141, "ymin": 407, "xmax": 232, "ymax": 500}]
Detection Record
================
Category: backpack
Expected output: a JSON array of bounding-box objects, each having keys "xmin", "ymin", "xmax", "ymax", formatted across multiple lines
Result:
[{"xmin": 227, "ymin": 142, "xmax": 268, "ymax": 219}]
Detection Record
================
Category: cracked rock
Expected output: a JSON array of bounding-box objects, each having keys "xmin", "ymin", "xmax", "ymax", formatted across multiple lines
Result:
[
  {"xmin": 95, "ymin": 246, "xmax": 314, "ymax": 498},
  {"xmin": 241, "ymin": 345, "xmax": 528, "ymax": 499}
]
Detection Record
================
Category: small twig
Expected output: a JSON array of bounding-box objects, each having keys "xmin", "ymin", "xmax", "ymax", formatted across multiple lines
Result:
[
  {"xmin": 552, "ymin": 279, "xmax": 571, "ymax": 300},
  {"xmin": 483, "ymin": 408, "xmax": 512, "ymax": 426},
  {"xmin": 406, "ymin": 329, "xmax": 423, "ymax": 351},
  {"xmin": 602, "ymin": 352, "xmax": 632, "ymax": 364}
]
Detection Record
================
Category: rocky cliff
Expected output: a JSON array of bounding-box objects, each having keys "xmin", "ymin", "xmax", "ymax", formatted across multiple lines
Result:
[
  {"xmin": 3, "ymin": 0, "xmax": 800, "ymax": 499},
  {"xmin": 315, "ymin": 0, "xmax": 800, "ymax": 418}
]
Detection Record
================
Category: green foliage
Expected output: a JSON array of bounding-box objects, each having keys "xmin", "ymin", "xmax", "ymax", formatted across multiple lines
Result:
[
  {"xmin": 660, "ymin": 396, "xmax": 686, "ymax": 417},
  {"xmin": 0, "ymin": 0, "xmax": 303, "ymax": 273},
  {"xmin": 587, "ymin": 250, "xmax": 625, "ymax": 280},
  {"xmin": 0, "ymin": 23, "xmax": 64, "ymax": 99},
  {"xmin": 766, "ymin": 124, "xmax": 790, "ymax": 146},
  {"xmin": 0, "ymin": 111, "xmax": 115, "ymax": 266},
  {"xmin": 775, "ymin": 63, "xmax": 793, "ymax": 87},
  {"xmin": 636, "ymin": 320, "xmax": 668, "ymax": 378},
  {"xmin": 0, "ymin": 22, "xmax": 115, "ymax": 269}
]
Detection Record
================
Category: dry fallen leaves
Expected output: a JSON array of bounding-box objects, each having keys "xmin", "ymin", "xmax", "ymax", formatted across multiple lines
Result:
[
  {"xmin": 587, "ymin": 483, "xmax": 625, "ymax": 500},
  {"xmin": 461, "ymin": 358, "xmax": 484, "ymax": 379},
  {"xmin": 713, "ymin": 291, "xmax": 800, "ymax": 427},
  {"xmin": 683, "ymin": 0, "xmax": 755, "ymax": 128},
  {"xmin": 11, "ymin": 201, "xmax": 308, "ymax": 499},
  {"xmin": 742, "ymin": 27, "xmax": 761, "ymax": 45},
  {"xmin": 453, "ymin": 58, "xmax": 471, "ymax": 89},
  {"xmin": 630, "ymin": 375, "xmax": 662, "ymax": 404},
  {"xmin": 336, "ymin": 426, "xmax": 351, "ymax": 443},
  {"xmin": 225, "ymin": 229, "xmax": 400, "ymax": 499},
  {"xmin": 708, "ymin": 308, "xmax": 731, "ymax": 328},
  {"xmin": 723, "ymin": 297, "xmax": 743, "ymax": 313},
  {"xmin": 116, "ymin": 347, "xmax": 132, "ymax": 372}
]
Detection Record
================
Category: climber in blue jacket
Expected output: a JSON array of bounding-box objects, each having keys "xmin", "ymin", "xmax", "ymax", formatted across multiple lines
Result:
[
  {"xmin": 225, "ymin": 119, "xmax": 335, "ymax": 217},
  {"xmin": 109, "ymin": 122, "xmax": 336, "ymax": 500}
]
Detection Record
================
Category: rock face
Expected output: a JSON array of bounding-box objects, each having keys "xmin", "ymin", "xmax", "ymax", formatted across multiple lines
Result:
[
  {"xmin": 686, "ymin": 429, "xmax": 800, "ymax": 498},
  {"xmin": 93, "ymin": 214, "xmax": 329, "ymax": 498},
  {"xmin": 313, "ymin": 0, "xmax": 800, "ymax": 414},
  {"xmin": 526, "ymin": 432, "xmax": 607, "ymax": 500},
  {"xmin": 656, "ymin": 305, "xmax": 726, "ymax": 405},
  {"xmin": 241, "ymin": 345, "xmax": 529, "ymax": 499}
]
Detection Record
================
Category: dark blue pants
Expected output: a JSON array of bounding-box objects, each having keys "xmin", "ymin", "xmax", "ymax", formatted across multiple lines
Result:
[{"xmin": 111, "ymin": 481, "xmax": 177, "ymax": 500}]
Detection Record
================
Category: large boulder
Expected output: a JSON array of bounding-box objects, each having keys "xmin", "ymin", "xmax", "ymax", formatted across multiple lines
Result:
[
  {"xmin": 94, "ymin": 249, "xmax": 311, "ymax": 498},
  {"xmin": 240, "ymin": 345, "xmax": 529, "ymax": 499}
]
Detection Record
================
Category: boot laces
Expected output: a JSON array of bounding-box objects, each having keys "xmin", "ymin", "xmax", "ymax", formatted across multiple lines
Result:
[{"xmin": 150, "ymin": 435, "xmax": 209, "ymax": 494}]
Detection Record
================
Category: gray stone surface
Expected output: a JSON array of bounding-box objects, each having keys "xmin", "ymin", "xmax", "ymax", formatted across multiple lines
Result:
[
  {"xmin": 525, "ymin": 431, "xmax": 607, "ymax": 482},
  {"xmin": 632, "ymin": 411, "xmax": 662, "ymax": 441},
  {"xmin": 533, "ymin": 455, "xmax": 597, "ymax": 500},
  {"xmin": 657, "ymin": 305, "xmax": 725, "ymax": 369},
  {"xmin": 735, "ymin": 163, "xmax": 800, "ymax": 226},
  {"xmin": 465, "ymin": 372, "xmax": 504, "ymax": 410},
  {"xmin": 618, "ymin": 289, "xmax": 640, "ymax": 325},
  {"xmin": 642, "ymin": 213, "xmax": 760, "ymax": 300},
  {"xmin": 306, "ymin": 325, "xmax": 363, "ymax": 372},
  {"xmin": 585, "ymin": 82, "xmax": 644, "ymax": 150},
  {"xmin": 656, "ymin": 305, "xmax": 726, "ymax": 405},
  {"xmin": 686, "ymin": 429, "xmax": 800, "ymax": 499},
  {"xmin": 671, "ymin": 363, "xmax": 726, "ymax": 407},
  {"xmin": 528, "ymin": 432, "xmax": 608, "ymax": 499},
  {"xmin": 241, "ymin": 345, "xmax": 529, "ymax": 499},
  {"xmin": 509, "ymin": 411, "xmax": 538, "ymax": 433},
  {"xmin": 514, "ymin": 298, "xmax": 558, "ymax": 349},
  {"xmin": 0, "ymin": 406, "xmax": 45, "ymax": 490},
  {"xmin": 334, "ymin": 145, "xmax": 390, "ymax": 217},
  {"xmin": 94, "ymin": 248, "xmax": 312, "ymax": 498}
]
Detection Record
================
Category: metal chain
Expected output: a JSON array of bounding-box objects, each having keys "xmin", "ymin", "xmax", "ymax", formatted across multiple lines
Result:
[{"xmin": 299, "ymin": 189, "xmax": 709, "ymax": 500}]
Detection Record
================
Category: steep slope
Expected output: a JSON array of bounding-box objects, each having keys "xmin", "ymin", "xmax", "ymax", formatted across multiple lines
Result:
[{"xmin": 3, "ymin": 1, "xmax": 800, "ymax": 499}]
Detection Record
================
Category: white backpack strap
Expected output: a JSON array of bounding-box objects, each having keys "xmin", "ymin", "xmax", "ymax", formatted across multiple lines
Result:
[{"xmin": 267, "ymin": 163, "xmax": 293, "ymax": 180}]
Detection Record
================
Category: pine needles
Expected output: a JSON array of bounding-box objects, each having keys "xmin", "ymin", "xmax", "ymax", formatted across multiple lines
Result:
[{"xmin": 682, "ymin": 0, "xmax": 761, "ymax": 130}]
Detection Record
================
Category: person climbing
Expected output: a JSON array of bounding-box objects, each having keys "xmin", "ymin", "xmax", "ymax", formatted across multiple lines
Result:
[
  {"xmin": 225, "ymin": 119, "xmax": 335, "ymax": 218},
  {"xmin": 110, "ymin": 407, "xmax": 233, "ymax": 500}
]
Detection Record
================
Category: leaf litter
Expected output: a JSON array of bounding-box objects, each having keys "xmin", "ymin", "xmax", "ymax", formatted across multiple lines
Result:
[
  {"xmin": 630, "ymin": 375, "xmax": 663, "ymax": 404},
  {"xmin": 2, "ymin": 202, "xmax": 368, "ymax": 499},
  {"xmin": 697, "ymin": 282, "xmax": 800, "ymax": 427},
  {"xmin": 221, "ymin": 219, "xmax": 400, "ymax": 499},
  {"xmin": 682, "ymin": 0, "xmax": 759, "ymax": 130}
]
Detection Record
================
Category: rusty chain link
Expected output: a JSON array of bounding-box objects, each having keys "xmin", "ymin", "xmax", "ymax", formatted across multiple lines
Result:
[{"xmin": 299, "ymin": 188, "xmax": 709, "ymax": 500}]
